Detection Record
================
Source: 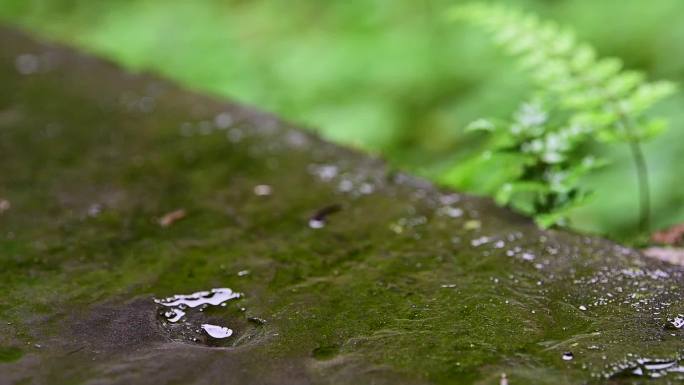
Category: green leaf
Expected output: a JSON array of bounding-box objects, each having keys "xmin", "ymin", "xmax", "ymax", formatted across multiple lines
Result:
[
  {"xmin": 535, "ymin": 190, "xmax": 593, "ymax": 228},
  {"xmin": 570, "ymin": 44, "xmax": 597, "ymax": 71},
  {"xmin": 571, "ymin": 110, "xmax": 618, "ymax": 131},
  {"xmin": 548, "ymin": 29, "xmax": 576, "ymax": 55},
  {"xmin": 585, "ymin": 57, "xmax": 623, "ymax": 84},
  {"xmin": 495, "ymin": 181, "xmax": 549, "ymax": 206},
  {"xmin": 465, "ymin": 118, "xmax": 496, "ymax": 132},
  {"xmin": 561, "ymin": 88, "xmax": 605, "ymax": 110},
  {"xmin": 626, "ymin": 81, "xmax": 677, "ymax": 114},
  {"xmin": 605, "ymin": 71, "xmax": 645, "ymax": 98},
  {"xmin": 635, "ymin": 118, "xmax": 668, "ymax": 141}
]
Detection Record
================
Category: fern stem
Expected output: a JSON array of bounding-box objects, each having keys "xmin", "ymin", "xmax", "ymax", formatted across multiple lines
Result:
[
  {"xmin": 618, "ymin": 112, "xmax": 651, "ymax": 233},
  {"xmin": 627, "ymin": 139, "xmax": 651, "ymax": 233}
]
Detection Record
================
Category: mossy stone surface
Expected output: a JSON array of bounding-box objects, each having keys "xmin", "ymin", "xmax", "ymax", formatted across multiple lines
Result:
[{"xmin": 0, "ymin": 27, "xmax": 683, "ymax": 385}]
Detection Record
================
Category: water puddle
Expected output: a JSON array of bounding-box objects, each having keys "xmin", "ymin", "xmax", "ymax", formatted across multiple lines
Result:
[{"xmin": 154, "ymin": 288, "xmax": 260, "ymax": 346}]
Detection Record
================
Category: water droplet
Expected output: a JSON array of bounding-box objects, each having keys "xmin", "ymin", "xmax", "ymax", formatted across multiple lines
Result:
[
  {"xmin": 87, "ymin": 203, "xmax": 102, "ymax": 217},
  {"xmin": 310, "ymin": 164, "xmax": 338, "ymax": 182},
  {"xmin": 499, "ymin": 373, "xmax": 508, "ymax": 385},
  {"xmin": 201, "ymin": 324, "xmax": 233, "ymax": 339},
  {"xmin": 0, "ymin": 199, "xmax": 11, "ymax": 214},
  {"xmin": 138, "ymin": 96, "xmax": 155, "ymax": 113},
  {"xmin": 309, "ymin": 204, "xmax": 342, "ymax": 229},
  {"xmin": 15, "ymin": 54, "xmax": 39, "ymax": 75},
  {"xmin": 358, "ymin": 183, "xmax": 374, "ymax": 195},
  {"xmin": 562, "ymin": 352, "xmax": 574, "ymax": 361},
  {"xmin": 665, "ymin": 314, "xmax": 684, "ymax": 330},
  {"xmin": 440, "ymin": 194, "xmax": 461, "ymax": 205},
  {"xmin": 579, "ymin": 305, "xmax": 587, "ymax": 311},
  {"xmin": 227, "ymin": 128, "xmax": 243, "ymax": 143},
  {"xmin": 237, "ymin": 270, "xmax": 250, "ymax": 277},
  {"xmin": 286, "ymin": 130, "xmax": 308, "ymax": 147},
  {"xmin": 214, "ymin": 112, "xmax": 234, "ymax": 129},
  {"xmin": 438, "ymin": 206, "xmax": 463, "ymax": 218},
  {"xmin": 471, "ymin": 236, "xmax": 490, "ymax": 247},
  {"xmin": 612, "ymin": 359, "xmax": 684, "ymax": 379},
  {"xmin": 308, "ymin": 219, "xmax": 325, "ymax": 229},
  {"xmin": 247, "ymin": 316, "xmax": 267, "ymax": 325},
  {"xmin": 198, "ymin": 120, "xmax": 213, "ymax": 135},
  {"xmin": 253, "ymin": 184, "xmax": 272, "ymax": 196},
  {"xmin": 163, "ymin": 308, "xmax": 186, "ymax": 323},
  {"xmin": 338, "ymin": 179, "xmax": 354, "ymax": 192}
]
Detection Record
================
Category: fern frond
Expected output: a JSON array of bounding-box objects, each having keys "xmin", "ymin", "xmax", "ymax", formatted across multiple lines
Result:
[
  {"xmin": 450, "ymin": 2, "xmax": 677, "ymax": 141},
  {"xmin": 448, "ymin": 2, "xmax": 677, "ymax": 230}
]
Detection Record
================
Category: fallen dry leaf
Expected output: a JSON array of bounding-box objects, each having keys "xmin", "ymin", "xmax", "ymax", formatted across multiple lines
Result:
[
  {"xmin": 642, "ymin": 247, "xmax": 684, "ymax": 266},
  {"xmin": 651, "ymin": 223, "xmax": 684, "ymax": 246},
  {"xmin": 159, "ymin": 209, "xmax": 187, "ymax": 228}
]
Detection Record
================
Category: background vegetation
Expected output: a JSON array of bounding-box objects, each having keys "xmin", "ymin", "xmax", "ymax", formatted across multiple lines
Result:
[{"xmin": 1, "ymin": 0, "xmax": 682, "ymax": 241}]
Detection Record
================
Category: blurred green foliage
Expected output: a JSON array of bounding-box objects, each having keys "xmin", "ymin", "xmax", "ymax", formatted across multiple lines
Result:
[{"xmin": 1, "ymin": 0, "xmax": 683, "ymax": 240}]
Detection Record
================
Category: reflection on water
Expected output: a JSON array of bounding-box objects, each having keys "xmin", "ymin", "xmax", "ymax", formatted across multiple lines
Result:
[{"xmin": 201, "ymin": 324, "xmax": 233, "ymax": 339}]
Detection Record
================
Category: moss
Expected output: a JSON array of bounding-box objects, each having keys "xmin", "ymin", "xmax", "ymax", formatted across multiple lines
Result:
[{"xmin": 0, "ymin": 346, "xmax": 23, "ymax": 363}]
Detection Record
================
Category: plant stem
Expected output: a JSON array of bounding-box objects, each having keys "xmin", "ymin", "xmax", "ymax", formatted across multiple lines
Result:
[
  {"xmin": 606, "ymin": 127, "xmax": 653, "ymax": 235},
  {"xmin": 627, "ymin": 139, "xmax": 651, "ymax": 233},
  {"xmin": 616, "ymin": 111, "xmax": 652, "ymax": 234}
]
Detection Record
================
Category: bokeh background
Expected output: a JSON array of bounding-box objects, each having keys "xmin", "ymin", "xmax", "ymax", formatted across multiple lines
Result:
[{"xmin": 1, "ymin": 0, "xmax": 682, "ymax": 241}]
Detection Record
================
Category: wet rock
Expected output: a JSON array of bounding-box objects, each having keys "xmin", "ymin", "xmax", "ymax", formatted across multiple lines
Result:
[{"xmin": 0, "ymin": 26, "xmax": 683, "ymax": 385}]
